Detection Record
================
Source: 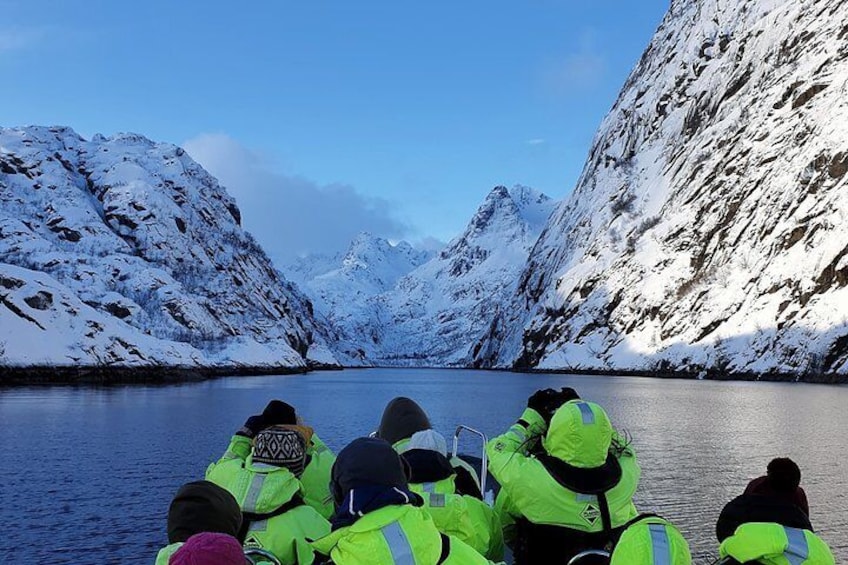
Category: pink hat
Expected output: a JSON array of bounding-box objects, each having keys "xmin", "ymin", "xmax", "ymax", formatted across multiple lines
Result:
[{"xmin": 170, "ymin": 532, "xmax": 245, "ymax": 565}]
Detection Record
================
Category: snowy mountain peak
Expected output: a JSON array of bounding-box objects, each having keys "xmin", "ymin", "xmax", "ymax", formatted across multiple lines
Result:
[
  {"xmin": 509, "ymin": 185, "xmax": 554, "ymax": 231},
  {"xmin": 0, "ymin": 126, "xmax": 337, "ymax": 370},
  {"xmin": 439, "ymin": 185, "xmax": 554, "ymax": 274},
  {"xmin": 295, "ymin": 184, "xmax": 558, "ymax": 366},
  {"xmin": 342, "ymin": 232, "xmax": 393, "ymax": 269},
  {"xmin": 335, "ymin": 232, "xmax": 431, "ymax": 274},
  {"xmin": 463, "ymin": 185, "xmax": 521, "ymax": 236}
]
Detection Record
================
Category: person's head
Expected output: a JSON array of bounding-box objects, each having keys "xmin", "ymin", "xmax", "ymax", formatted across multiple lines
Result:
[
  {"xmin": 262, "ymin": 400, "xmax": 298, "ymax": 426},
  {"xmin": 766, "ymin": 458, "xmax": 801, "ymax": 493},
  {"xmin": 542, "ymin": 400, "xmax": 613, "ymax": 468},
  {"xmin": 251, "ymin": 427, "xmax": 308, "ymax": 477},
  {"xmin": 330, "ymin": 437, "xmax": 409, "ymax": 505},
  {"xmin": 169, "ymin": 532, "xmax": 245, "ymax": 565},
  {"xmin": 610, "ymin": 517, "xmax": 692, "ymax": 565},
  {"xmin": 407, "ymin": 429, "xmax": 448, "ymax": 457},
  {"xmin": 167, "ymin": 481, "xmax": 242, "ymax": 544},
  {"xmin": 376, "ymin": 397, "xmax": 431, "ymax": 445}
]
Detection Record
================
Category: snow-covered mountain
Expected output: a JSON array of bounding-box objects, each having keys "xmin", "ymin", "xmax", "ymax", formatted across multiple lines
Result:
[
  {"xmin": 0, "ymin": 126, "xmax": 338, "ymax": 371},
  {"xmin": 475, "ymin": 0, "xmax": 848, "ymax": 378},
  {"xmin": 285, "ymin": 232, "xmax": 433, "ymax": 308},
  {"xmin": 284, "ymin": 232, "xmax": 434, "ymax": 363},
  {"xmin": 298, "ymin": 185, "xmax": 554, "ymax": 366}
]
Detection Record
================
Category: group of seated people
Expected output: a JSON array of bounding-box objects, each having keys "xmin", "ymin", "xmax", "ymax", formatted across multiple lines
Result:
[{"xmin": 154, "ymin": 388, "xmax": 836, "ymax": 564}]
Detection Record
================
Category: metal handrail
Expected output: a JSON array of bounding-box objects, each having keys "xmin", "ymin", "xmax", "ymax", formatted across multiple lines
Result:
[
  {"xmin": 566, "ymin": 549, "xmax": 611, "ymax": 565},
  {"xmin": 451, "ymin": 425, "xmax": 488, "ymax": 496},
  {"xmin": 244, "ymin": 548, "xmax": 282, "ymax": 565}
]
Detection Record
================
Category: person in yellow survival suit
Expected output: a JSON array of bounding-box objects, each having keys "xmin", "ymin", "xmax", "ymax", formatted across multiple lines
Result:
[
  {"xmin": 718, "ymin": 522, "xmax": 835, "ymax": 564},
  {"xmin": 487, "ymin": 388, "xmax": 640, "ymax": 564},
  {"xmin": 206, "ymin": 426, "xmax": 331, "ymax": 565},
  {"xmin": 401, "ymin": 429, "xmax": 504, "ymax": 560},
  {"xmin": 311, "ymin": 437, "xmax": 500, "ymax": 565},
  {"xmin": 216, "ymin": 399, "xmax": 336, "ymax": 518}
]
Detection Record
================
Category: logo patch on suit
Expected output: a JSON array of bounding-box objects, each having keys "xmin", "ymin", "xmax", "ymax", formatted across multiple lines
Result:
[{"xmin": 580, "ymin": 503, "xmax": 601, "ymax": 526}]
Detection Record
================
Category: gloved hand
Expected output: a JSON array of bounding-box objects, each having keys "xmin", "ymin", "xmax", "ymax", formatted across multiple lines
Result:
[
  {"xmin": 236, "ymin": 414, "xmax": 266, "ymax": 438},
  {"xmin": 262, "ymin": 399, "xmax": 298, "ymax": 426},
  {"xmin": 527, "ymin": 388, "xmax": 561, "ymax": 423}
]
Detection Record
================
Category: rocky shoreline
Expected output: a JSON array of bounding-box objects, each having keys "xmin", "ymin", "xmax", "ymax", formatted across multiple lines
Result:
[
  {"xmin": 0, "ymin": 364, "xmax": 321, "ymax": 386},
  {"xmin": 523, "ymin": 367, "xmax": 847, "ymax": 385},
  {"xmin": 2, "ymin": 363, "xmax": 845, "ymax": 386}
]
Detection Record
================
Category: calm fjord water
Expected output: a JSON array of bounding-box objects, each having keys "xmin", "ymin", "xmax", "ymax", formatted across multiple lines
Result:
[{"xmin": 1, "ymin": 368, "xmax": 845, "ymax": 564}]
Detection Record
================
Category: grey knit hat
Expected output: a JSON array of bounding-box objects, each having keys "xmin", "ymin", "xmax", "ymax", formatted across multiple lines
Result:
[{"xmin": 252, "ymin": 427, "xmax": 307, "ymax": 477}]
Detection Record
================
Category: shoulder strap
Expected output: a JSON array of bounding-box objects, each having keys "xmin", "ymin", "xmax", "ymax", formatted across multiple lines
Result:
[
  {"xmin": 239, "ymin": 494, "xmax": 306, "ymax": 541},
  {"xmin": 597, "ymin": 492, "xmax": 613, "ymax": 537},
  {"xmin": 437, "ymin": 533, "xmax": 451, "ymax": 565}
]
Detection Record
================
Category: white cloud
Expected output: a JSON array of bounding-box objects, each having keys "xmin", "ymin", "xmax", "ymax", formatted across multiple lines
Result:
[
  {"xmin": 182, "ymin": 133, "xmax": 410, "ymax": 265},
  {"xmin": 525, "ymin": 138, "xmax": 546, "ymax": 146}
]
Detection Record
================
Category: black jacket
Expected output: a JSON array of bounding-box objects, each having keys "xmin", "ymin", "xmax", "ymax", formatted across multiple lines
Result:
[{"xmin": 715, "ymin": 494, "xmax": 813, "ymax": 542}]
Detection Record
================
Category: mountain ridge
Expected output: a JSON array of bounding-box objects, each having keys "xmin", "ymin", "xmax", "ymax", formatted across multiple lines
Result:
[{"xmin": 0, "ymin": 125, "xmax": 338, "ymax": 372}]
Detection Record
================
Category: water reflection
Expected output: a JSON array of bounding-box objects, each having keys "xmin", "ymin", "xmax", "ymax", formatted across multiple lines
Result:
[{"xmin": 0, "ymin": 369, "xmax": 845, "ymax": 564}]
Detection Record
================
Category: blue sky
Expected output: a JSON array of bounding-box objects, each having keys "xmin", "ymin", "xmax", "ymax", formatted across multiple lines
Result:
[{"xmin": 0, "ymin": 1, "xmax": 669, "ymax": 263}]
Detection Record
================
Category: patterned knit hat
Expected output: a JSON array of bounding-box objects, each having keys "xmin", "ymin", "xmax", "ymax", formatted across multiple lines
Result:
[{"xmin": 252, "ymin": 427, "xmax": 307, "ymax": 477}]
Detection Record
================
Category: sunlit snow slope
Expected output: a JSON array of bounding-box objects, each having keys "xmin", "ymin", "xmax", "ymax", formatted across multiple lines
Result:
[
  {"xmin": 479, "ymin": 0, "xmax": 848, "ymax": 377},
  {"xmin": 0, "ymin": 126, "xmax": 336, "ymax": 369}
]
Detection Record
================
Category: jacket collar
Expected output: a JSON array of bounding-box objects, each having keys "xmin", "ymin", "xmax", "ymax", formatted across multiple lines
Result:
[{"xmin": 330, "ymin": 484, "xmax": 422, "ymax": 530}]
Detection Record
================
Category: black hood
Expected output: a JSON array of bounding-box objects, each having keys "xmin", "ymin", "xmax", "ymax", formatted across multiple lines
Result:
[
  {"xmin": 402, "ymin": 449, "xmax": 455, "ymax": 484},
  {"xmin": 376, "ymin": 397, "xmax": 432, "ymax": 445},
  {"xmin": 167, "ymin": 480, "xmax": 242, "ymax": 543},
  {"xmin": 716, "ymin": 494, "xmax": 813, "ymax": 543},
  {"xmin": 331, "ymin": 437, "xmax": 409, "ymax": 502}
]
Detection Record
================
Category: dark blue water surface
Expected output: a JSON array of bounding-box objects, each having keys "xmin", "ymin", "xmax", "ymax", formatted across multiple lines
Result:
[{"xmin": 1, "ymin": 369, "xmax": 846, "ymax": 564}]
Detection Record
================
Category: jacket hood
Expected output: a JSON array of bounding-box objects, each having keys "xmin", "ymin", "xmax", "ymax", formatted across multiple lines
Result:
[
  {"xmin": 610, "ymin": 516, "xmax": 692, "ymax": 565},
  {"xmin": 332, "ymin": 437, "xmax": 409, "ymax": 502},
  {"xmin": 377, "ymin": 397, "xmax": 432, "ymax": 445},
  {"xmin": 402, "ymin": 449, "xmax": 455, "ymax": 484},
  {"xmin": 543, "ymin": 400, "xmax": 613, "ymax": 468},
  {"xmin": 330, "ymin": 484, "xmax": 423, "ymax": 530}
]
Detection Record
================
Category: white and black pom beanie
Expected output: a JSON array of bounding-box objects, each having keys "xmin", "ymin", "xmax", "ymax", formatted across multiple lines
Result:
[{"xmin": 252, "ymin": 427, "xmax": 307, "ymax": 477}]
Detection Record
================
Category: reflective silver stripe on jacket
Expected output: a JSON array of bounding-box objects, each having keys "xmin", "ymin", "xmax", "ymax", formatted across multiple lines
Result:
[
  {"xmin": 422, "ymin": 482, "xmax": 436, "ymax": 493},
  {"xmin": 576, "ymin": 402, "xmax": 595, "ymax": 425},
  {"xmin": 784, "ymin": 527, "xmax": 809, "ymax": 565},
  {"xmin": 430, "ymin": 493, "xmax": 446, "ymax": 508},
  {"xmin": 243, "ymin": 474, "xmax": 266, "ymax": 513},
  {"xmin": 509, "ymin": 424, "xmax": 527, "ymax": 443},
  {"xmin": 380, "ymin": 522, "xmax": 415, "ymax": 564},
  {"xmin": 648, "ymin": 524, "xmax": 671, "ymax": 565},
  {"xmin": 248, "ymin": 519, "xmax": 268, "ymax": 533}
]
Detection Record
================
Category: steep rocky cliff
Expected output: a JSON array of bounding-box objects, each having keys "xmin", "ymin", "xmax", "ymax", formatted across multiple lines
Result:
[
  {"xmin": 478, "ymin": 0, "xmax": 848, "ymax": 377},
  {"xmin": 0, "ymin": 126, "xmax": 337, "ymax": 371}
]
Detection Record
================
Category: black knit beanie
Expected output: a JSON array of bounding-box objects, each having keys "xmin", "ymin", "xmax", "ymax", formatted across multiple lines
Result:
[
  {"xmin": 167, "ymin": 480, "xmax": 242, "ymax": 544},
  {"xmin": 262, "ymin": 400, "xmax": 297, "ymax": 426}
]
